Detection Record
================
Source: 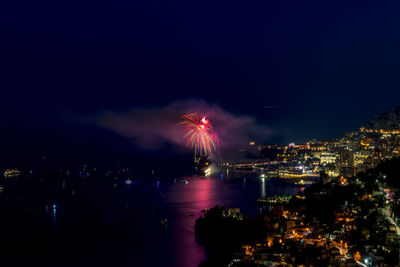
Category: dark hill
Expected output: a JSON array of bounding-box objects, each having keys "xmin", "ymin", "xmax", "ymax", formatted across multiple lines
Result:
[{"xmin": 367, "ymin": 106, "xmax": 400, "ymax": 129}]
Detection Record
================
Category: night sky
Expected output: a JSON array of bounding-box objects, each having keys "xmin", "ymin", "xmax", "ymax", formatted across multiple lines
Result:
[{"xmin": 2, "ymin": 0, "xmax": 400, "ymax": 166}]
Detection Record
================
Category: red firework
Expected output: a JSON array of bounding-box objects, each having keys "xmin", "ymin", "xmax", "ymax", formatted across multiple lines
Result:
[{"xmin": 178, "ymin": 113, "xmax": 219, "ymax": 155}]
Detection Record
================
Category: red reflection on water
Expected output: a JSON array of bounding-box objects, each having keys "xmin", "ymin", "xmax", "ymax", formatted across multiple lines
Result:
[
  {"xmin": 166, "ymin": 177, "xmax": 216, "ymax": 267},
  {"xmin": 194, "ymin": 177, "xmax": 214, "ymax": 211}
]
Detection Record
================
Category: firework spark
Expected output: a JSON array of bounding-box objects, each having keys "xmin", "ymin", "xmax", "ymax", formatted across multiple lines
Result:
[{"xmin": 178, "ymin": 113, "xmax": 219, "ymax": 156}]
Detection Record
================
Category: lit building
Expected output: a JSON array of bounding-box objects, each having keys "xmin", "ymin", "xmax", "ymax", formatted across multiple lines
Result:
[
  {"xmin": 320, "ymin": 152, "xmax": 337, "ymax": 165},
  {"xmin": 338, "ymin": 149, "xmax": 355, "ymax": 177}
]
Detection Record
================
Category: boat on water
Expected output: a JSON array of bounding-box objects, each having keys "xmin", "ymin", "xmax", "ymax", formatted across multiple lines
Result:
[
  {"xmin": 256, "ymin": 195, "xmax": 292, "ymax": 205},
  {"xmin": 179, "ymin": 179, "xmax": 189, "ymax": 184},
  {"xmin": 125, "ymin": 179, "xmax": 136, "ymax": 185},
  {"xmin": 4, "ymin": 169, "xmax": 20, "ymax": 178},
  {"xmin": 293, "ymin": 179, "xmax": 314, "ymax": 186}
]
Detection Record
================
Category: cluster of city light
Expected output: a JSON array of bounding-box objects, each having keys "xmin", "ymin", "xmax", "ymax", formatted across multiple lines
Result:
[{"xmin": 360, "ymin": 127, "xmax": 400, "ymax": 135}]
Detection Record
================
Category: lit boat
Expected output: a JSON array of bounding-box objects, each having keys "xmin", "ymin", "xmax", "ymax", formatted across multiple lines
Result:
[
  {"xmin": 4, "ymin": 169, "xmax": 20, "ymax": 178},
  {"xmin": 257, "ymin": 195, "xmax": 292, "ymax": 205},
  {"xmin": 294, "ymin": 179, "xmax": 314, "ymax": 186},
  {"xmin": 179, "ymin": 179, "xmax": 189, "ymax": 184},
  {"xmin": 125, "ymin": 179, "xmax": 136, "ymax": 185}
]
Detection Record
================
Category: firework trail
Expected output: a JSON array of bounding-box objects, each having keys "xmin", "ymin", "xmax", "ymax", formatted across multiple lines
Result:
[{"xmin": 178, "ymin": 113, "xmax": 219, "ymax": 156}]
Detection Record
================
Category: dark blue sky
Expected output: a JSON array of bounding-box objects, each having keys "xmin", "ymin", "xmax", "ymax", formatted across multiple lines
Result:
[{"xmin": 2, "ymin": 0, "xmax": 400, "ymax": 164}]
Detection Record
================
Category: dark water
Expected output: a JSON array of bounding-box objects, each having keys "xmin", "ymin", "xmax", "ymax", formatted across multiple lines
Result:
[{"xmin": 0, "ymin": 172, "xmax": 305, "ymax": 267}]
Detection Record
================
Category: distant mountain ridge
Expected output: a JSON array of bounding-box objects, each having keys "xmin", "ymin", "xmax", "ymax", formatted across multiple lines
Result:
[{"xmin": 367, "ymin": 106, "xmax": 400, "ymax": 129}]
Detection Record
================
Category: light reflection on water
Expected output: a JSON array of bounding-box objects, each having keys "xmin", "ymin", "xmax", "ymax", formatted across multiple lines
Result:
[
  {"xmin": 261, "ymin": 178, "xmax": 266, "ymax": 198},
  {"xmin": 166, "ymin": 178, "xmax": 213, "ymax": 267},
  {"xmin": 52, "ymin": 206, "xmax": 57, "ymax": 231}
]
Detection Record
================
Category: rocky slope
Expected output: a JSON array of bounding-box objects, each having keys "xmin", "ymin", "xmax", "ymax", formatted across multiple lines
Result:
[{"xmin": 367, "ymin": 106, "xmax": 400, "ymax": 129}]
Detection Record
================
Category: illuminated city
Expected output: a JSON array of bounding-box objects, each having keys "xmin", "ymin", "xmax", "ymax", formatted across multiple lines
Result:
[
  {"xmin": 4, "ymin": 1, "xmax": 400, "ymax": 267},
  {"xmin": 204, "ymin": 118, "xmax": 400, "ymax": 266}
]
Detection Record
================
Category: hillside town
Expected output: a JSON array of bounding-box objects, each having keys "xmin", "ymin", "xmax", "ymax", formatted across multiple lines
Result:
[{"xmin": 198, "ymin": 108, "xmax": 400, "ymax": 267}]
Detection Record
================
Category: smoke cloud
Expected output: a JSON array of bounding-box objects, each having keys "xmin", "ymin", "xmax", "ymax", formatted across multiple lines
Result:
[{"xmin": 97, "ymin": 99, "xmax": 271, "ymax": 155}]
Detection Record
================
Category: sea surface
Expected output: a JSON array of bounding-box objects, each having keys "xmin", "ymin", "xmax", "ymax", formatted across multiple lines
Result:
[
  {"xmin": 0, "ymin": 171, "xmax": 307, "ymax": 267},
  {"xmin": 103, "ymin": 172, "xmax": 306, "ymax": 267}
]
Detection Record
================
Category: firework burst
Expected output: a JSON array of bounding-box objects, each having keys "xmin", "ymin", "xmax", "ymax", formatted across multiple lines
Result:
[{"xmin": 178, "ymin": 113, "xmax": 219, "ymax": 156}]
